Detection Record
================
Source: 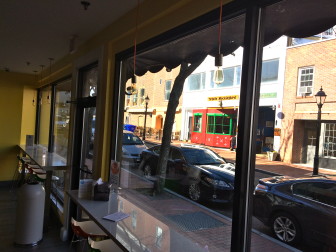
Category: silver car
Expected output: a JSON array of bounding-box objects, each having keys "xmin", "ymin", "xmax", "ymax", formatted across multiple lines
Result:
[{"xmin": 121, "ymin": 130, "xmax": 147, "ymax": 169}]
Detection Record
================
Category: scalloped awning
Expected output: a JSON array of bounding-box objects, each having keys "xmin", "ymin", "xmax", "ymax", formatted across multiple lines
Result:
[{"xmin": 125, "ymin": 0, "xmax": 336, "ymax": 80}]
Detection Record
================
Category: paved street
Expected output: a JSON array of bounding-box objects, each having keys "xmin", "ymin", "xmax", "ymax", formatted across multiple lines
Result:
[{"xmin": 143, "ymin": 139, "xmax": 336, "ymax": 251}]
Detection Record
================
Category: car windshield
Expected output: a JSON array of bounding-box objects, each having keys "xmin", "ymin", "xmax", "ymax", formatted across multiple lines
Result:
[
  {"xmin": 181, "ymin": 148, "xmax": 225, "ymax": 165},
  {"xmin": 122, "ymin": 133, "xmax": 143, "ymax": 145}
]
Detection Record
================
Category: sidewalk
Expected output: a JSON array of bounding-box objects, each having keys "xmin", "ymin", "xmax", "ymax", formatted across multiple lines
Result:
[{"xmin": 145, "ymin": 137, "xmax": 336, "ymax": 178}]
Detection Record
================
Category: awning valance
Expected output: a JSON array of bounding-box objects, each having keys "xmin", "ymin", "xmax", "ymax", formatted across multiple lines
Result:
[{"xmin": 125, "ymin": 0, "xmax": 336, "ymax": 80}]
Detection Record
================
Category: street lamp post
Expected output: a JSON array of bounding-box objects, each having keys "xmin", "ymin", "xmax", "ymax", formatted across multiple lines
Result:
[
  {"xmin": 143, "ymin": 95, "xmax": 150, "ymax": 140},
  {"xmin": 313, "ymin": 87, "xmax": 327, "ymax": 176}
]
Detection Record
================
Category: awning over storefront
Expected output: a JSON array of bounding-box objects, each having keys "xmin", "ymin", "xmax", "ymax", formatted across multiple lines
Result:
[
  {"xmin": 125, "ymin": 0, "xmax": 336, "ymax": 80},
  {"xmin": 126, "ymin": 108, "xmax": 155, "ymax": 113}
]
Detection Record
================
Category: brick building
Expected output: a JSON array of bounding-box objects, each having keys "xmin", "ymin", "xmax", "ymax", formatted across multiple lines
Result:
[
  {"xmin": 124, "ymin": 67, "xmax": 181, "ymax": 139},
  {"xmin": 281, "ymin": 38, "xmax": 336, "ymax": 169}
]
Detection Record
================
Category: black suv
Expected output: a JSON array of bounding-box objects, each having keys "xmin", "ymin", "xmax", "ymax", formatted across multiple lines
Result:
[
  {"xmin": 139, "ymin": 144, "xmax": 235, "ymax": 203},
  {"xmin": 253, "ymin": 175, "xmax": 336, "ymax": 249}
]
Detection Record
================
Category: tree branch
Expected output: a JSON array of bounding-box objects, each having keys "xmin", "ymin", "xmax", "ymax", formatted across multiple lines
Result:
[{"xmin": 155, "ymin": 55, "xmax": 206, "ymax": 193}]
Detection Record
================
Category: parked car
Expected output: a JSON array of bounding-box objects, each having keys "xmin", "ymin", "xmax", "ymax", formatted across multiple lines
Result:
[
  {"xmin": 253, "ymin": 175, "xmax": 336, "ymax": 249},
  {"xmin": 138, "ymin": 144, "xmax": 235, "ymax": 203},
  {"xmin": 121, "ymin": 130, "xmax": 147, "ymax": 169}
]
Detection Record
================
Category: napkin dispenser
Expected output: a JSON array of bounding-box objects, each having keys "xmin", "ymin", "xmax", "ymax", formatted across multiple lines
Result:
[{"xmin": 93, "ymin": 182, "xmax": 110, "ymax": 201}]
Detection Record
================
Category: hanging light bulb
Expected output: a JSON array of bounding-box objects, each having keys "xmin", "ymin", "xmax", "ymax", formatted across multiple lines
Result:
[
  {"xmin": 47, "ymin": 58, "xmax": 54, "ymax": 104},
  {"xmin": 132, "ymin": 0, "xmax": 140, "ymax": 85},
  {"xmin": 213, "ymin": 54, "xmax": 224, "ymax": 84},
  {"xmin": 213, "ymin": 0, "xmax": 224, "ymax": 85}
]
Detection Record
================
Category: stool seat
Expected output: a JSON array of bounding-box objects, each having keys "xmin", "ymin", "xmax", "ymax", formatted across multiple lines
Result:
[
  {"xmin": 21, "ymin": 157, "xmax": 31, "ymax": 163},
  {"xmin": 88, "ymin": 237, "xmax": 123, "ymax": 252},
  {"xmin": 31, "ymin": 168, "xmax": 46, "ymax": 174},
  {"xmin": 35, "ymin": 174, "xmax": 59, "ymax": 181},
  {"xmin": 28, "ymin": 164, "xmax": 40, "ymax": 169},
  {"xmin": 71, "ymin": 217, "xmax": 108, "ymax": 239}
]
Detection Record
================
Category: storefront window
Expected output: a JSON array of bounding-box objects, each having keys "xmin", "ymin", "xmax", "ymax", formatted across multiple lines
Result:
[
  {"xmin": 206, "ymin": 113, "xmax": 232, "ymax": 135},
  {"xmin": 165, "ymin": 80, "xmax": 172, "ymax": 100},
  {"xmin": 210, "ymin": 66, "xmax": 241, "ymax": 88},
  {"xmin": 193, "ymin": 114, "xmax": 202, "ymax": 132},
  {"xmin": 261, "ymin": 59, "xmax": 279, "ymax": 83},
  {"xmin": 188, "ymin": 72, "xmax": 205, "ymax": 91},
  {"xmin": 323, "ymin": 123, "xmax": 336, "ymax": 157}
]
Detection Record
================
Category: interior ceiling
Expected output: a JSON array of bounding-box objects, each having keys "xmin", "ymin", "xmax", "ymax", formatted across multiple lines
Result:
[{"xmin": 0, "ymin": 0, "xmax": 142, "ymax": 74}]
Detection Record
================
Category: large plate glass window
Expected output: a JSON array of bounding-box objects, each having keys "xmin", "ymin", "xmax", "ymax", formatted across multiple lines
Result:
[
  {"xmin": 38, "ymin": 86, "xmax": 52, "ymax": 146},
  {"xmin": 53, "ymin": 78, "xmax": 71, "ymax": 158}
]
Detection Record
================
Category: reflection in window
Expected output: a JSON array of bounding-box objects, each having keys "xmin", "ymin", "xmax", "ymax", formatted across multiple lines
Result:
[
  {"xmin": 293, "ymin": 182, "xmax": 336, "ymax": 207},
  {"xmin": 193, "ymin": 114, "xmax": 202, "ymax": 132},
  {"xmin": 188, "ymin": 72, "xmax": 205, "ymax": 91},
  {"xmin": 155, "ymin": 226, "xmax": 163, "ymax": 248},
  {"xmin": 83, "ymin": 66, "xmax": 98, "ymax": 97},
  {"xmin": 165, "ymin": 80, "xmax": 172, "ymax": 100},
  {"xmin": 81, "ymin": 107, "xmax": 96, "ymax": 173},
  {"xmin": 131, "ymin": 210, "xmax": 137, "ymax": 229},
  {"xmin": 38, "ymin": 86, "xmax": 52, "ymax": 146},
  {"xmin": 261, "ymin": 59, "xmax": 279, "ymax": 83},
  {"xmin": 54, "ymin": 79, "xmax": 71, "ymax": 159},
  {"xmin": 119, "ymin": 200, "xmax": 124, "ymax": 211}
]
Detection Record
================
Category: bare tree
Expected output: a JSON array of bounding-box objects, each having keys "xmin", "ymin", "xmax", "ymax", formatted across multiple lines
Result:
[{"xmin": 155, "ymin": 56, "xmax": 206, "ymax": 193}]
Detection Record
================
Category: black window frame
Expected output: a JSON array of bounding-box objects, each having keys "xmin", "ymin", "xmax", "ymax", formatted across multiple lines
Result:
[
  {"xmin": 35, "ymin": 75, "xmax": 72, "ymax": 153},
  {"xmin": 113, "ymin": 2, "xmax": 284, "ymax": 251}
]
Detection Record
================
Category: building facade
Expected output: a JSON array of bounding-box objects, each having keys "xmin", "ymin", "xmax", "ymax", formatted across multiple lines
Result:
[
  {"xmin": 180, "ymin": 36, "xmax": 288, "ymax": 152},
  {"xmin": 281, "ymin": 37, "xmax": 336, "ymax": 169},
  {"xmin": 124, "ymin": 67, "xmax": 181, "ymax": 139}
]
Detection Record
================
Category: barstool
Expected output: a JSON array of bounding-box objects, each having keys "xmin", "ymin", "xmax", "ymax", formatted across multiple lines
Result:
[
  {"xmin": 71, "ymin": 217, "xmax": 108, "ymax": 251},
  {"xmin": 88, "ymin": 237, "xmax": 123, "ymax": 252},
  {"xmin": 11, "ymin": 155, "xmax": 31, "ymax": 189}
]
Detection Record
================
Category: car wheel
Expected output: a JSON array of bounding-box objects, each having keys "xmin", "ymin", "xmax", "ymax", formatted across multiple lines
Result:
[
  {"xmin": 143, "ymin": 163, "xmax": 152, "ymax": 178},
  {"xmin": 188, "ymin": 183, "xmax": 201, "ymax": 202},
  {"xmin": 272, "ymin": 212, "xmax": 301, "ymax": 245}
]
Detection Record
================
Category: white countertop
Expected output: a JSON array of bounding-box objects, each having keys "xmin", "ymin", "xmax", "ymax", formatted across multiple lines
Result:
[
  {"xmin": 18, "ymin": 144, "xmax": 68, "ymax": 170},
  {"xmin": 67, "ymin": 189, "xmax": 215, "ymax": 252}
]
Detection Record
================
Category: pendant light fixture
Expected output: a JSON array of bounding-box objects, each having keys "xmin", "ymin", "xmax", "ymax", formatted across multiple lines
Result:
[
  {"xmin": 47, "ymin": 58, "xmax": 54, "ymax": 104},
  {"xmin": 126, "ymin": 0, "xmax": 140, "ymax": 95},
  {"xmin": 39, "ymin": 65, "xmax": 44, "ymax": 104},
  {"xmin": 81, "ymin": 1, "xmax": 90, "ymax": 10},
  {"xmin": 32, "ymin": 70, "xmax": 38, "ymax": 106},
  {"xmin": 132, "ymin": 0, "xmax": 140, "ymax": 86},
  {"xmin": 213, "ymin": 0, "xmax": 224, "ymax": 84}
]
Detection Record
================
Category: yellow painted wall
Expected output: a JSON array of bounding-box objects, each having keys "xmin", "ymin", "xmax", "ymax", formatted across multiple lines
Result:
[
  {"xmin": 20, "ymin": 86, "xmax": 37, "ymax": 144},
  {"xmin": 0, "ymin": 72, "xmax": 35, "ymax": 181}
]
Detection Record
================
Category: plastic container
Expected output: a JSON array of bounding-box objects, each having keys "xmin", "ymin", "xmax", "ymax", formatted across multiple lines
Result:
[
  {"xmin": 123, "ymin": 124, "xmax": 137, "ymax": 132},
  {"xmin": 14, "ymin": 182, "xmax": 45, "ymax": 246}
]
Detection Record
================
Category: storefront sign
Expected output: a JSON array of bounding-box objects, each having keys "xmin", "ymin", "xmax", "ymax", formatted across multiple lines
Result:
[
  {"xmin": 260, "ymin": 92, "xmax": 277, "ymax": 99},
  {"xmin": 208, "ymin": 95, "xmax": 239, "ymax": 101},
  {"xmin": 274, "ymin": 128, "xmax": 281, "ymax": 136}
]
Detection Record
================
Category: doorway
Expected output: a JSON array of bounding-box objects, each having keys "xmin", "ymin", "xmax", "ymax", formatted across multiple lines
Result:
[{"xmin": 71, "ymin": 63, "xmax": 98, "ymax": 189}]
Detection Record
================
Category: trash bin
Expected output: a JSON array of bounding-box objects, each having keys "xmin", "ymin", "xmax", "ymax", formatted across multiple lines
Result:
[
  {"xmin": 14, "ymin": 181, "xmax": 45, "ymax": 246},
  {"xmin": 123, "ymin": 124, "xmax": 136, "ymax": 132}
]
